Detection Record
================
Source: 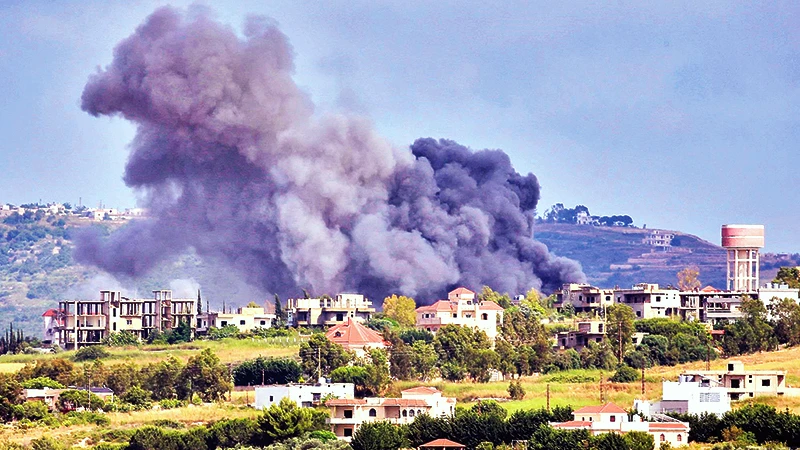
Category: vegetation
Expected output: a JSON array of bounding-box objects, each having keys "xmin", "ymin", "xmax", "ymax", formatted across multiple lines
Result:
[{"xmin": 381, "ymin": 295, "xmax": 416, "ymax": 327}]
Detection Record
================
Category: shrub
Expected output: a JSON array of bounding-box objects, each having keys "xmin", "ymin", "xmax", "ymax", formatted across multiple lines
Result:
[
  {"xmin": 29, "ymin": 437, "xmax": 66, "ymax": 450},
  {"xmin": 610, "ymin": 365, "xmax": 639, "ymax": 383},
  {"xmin": 152, "ymin": 419, "xmax": 184, "ymax": 429},
  {"xmin": 103, "ymin": 331, "xmax": 140, "ymax": 347},
  {"xmin": 508, "ymin": 380, "xmax": 525, "ymax": 400},
  {"xmin": 159, "ymin": 399, "xmax": 185, "ymax": 410},
  {"xmin": 73, "ymin": 346, "xmax": 110, "ymax": 362},
  {"xmin": 121, "ymin": 386, "xmax": 152, "ymax": 410},
  {"xmin": 12, "ymin": 401, "xmax": 51, "ymax": 421}
]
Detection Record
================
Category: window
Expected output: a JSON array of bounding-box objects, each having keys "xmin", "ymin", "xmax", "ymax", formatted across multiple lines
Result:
[
  {"xmin": 126, "ymin": 319, "xmax": 132, "ymax": 325},
  {"xmin": 260, "ymin": 320, "xmax": 266, "ymax": 325},
  {"xmin": 481, "ymin": 313, "xmax": 488, "ymax": 320},
  {"xmin": 677, "ymin": 435, "xmax": 682, "ymax": 442},
  {"xmin": 269, "ymin": 396, "xmax": 273, "ymax": 401},
  {"xmin": 240, "ymin": 320, "xmax": 246, "ymax": 325},
  {"xmin": 112, "ymin": 309, "xmax": 117, "ymax": 317},
  {"xmin": 113, "ymin": 323, "xmax": 117, "ymax": 331},
  {"xmin": 402, "ymin": 410, "xmax": 408, "ymax": 417},
  {"xmin": 465, "ymin": 313, "xmax": 472, "ymax": 318},
  {"xmin": 409, "ymin": 410, "xmax": 415, "ymax": 417},
  {"xmin": 636, "ymin": 311, "xmax": 641, "ymax": 317},
  {"xmin": 344, "ymin": 428, "xmax": 353, "ymax": 437},
  {"xmin": 452, "ymin": 313, "xmax": 457, "ymax": 318},
  {"xmin": 344, "ymin": 410, "xmax": 353, "ymax": 419},
  {"xmin": 221, "ymin": 321, "xmax": 227, "ymax": 327},
  {"xmin": 660, "ymin": 434, "xmax": 665, "ymax": 442},
  {"xmin": 762, "ymin": 379, "xmax": 771, "ymax": 387},
  {"xmin": 598, "ymin": 324, "xmax": 604, "ymax": 333},
  {"xmin": 336, "ymin": 313, "xmax": 344, "ymax": 321},
  {"xmin": 369, "ymin": 408, "xmax": 377, "ymax": 417},
  {"xmin": 656, "ymin": 296, "xmax": 661, "ymax": 302},
  {"xmin": 610, "ymin": 415, "xmax": 616, "ymax": 422}
]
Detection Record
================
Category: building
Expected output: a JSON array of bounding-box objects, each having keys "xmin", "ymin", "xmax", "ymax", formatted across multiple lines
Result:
[
  {"xmin": 415, "ymin": 287, "xmax": 504, "ymax": 341},
  {"xmin": 326, "ymin": 386, "xmax": 456, "ymax": 441},
  {"xmin": 614, "ymin": 284, "xmax": 681, "ymax": 319},
  {"xmin": 757, "ymin": 282, "xmax": 800, "ymax": 303},
  {"xmin": 42, "ymin": 309, "xmax": 62, "ymax": 346},
  {"xmin": 254, "ymin": 381, "xmax": 354, "ymax": 410},
  {"xmin": 634, "ymin": 375, "xmax": 731, "ymax": 417},
  {"xmin": 555, "ymin": 284, "xmax": 615, "ymax": 316},
  {"xmin": 419, "ymin": 439, "xmax": 465, "ymax": 450},
  {"xmin": 196, "ymin": 305, "xmax": 276, "ymax": 334},
  {"xmin": 643, "ymin": 230, "xmax": 675, "ymax": 249},
  {"xmin": 55, "ymin": 290, "xmax": 196, "ymax": 349},
  {"xmin": 287, "ymin": 294, "xmax": 375, "ymax": 327},
  {"xmin": 555, "ymin": 320, "xmax": 605, "ymax": 351},
  {"xmin": 721, "ymin": 224, "xmax": 764, "ymax": 292},
  {"xmin": 680, "ymin": 361, "xmax": 787, "ymax": 401},
  {"xmin": 326, "ymin": 318, "xmax": 388, "ymax": 357},
  {"xmin": 552, "ymin": 403, "xmax": 690, "ymax": 449}
]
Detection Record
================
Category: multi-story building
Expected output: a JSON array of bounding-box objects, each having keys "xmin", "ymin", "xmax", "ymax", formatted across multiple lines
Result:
[
  {"xmin": 554, "ymin": 284, "xmax": 615, "ymax": 316},
  {"xmin": 552, "ymin": 403, "xmax": 690, "ymax": 448},
  {"xmin": 55, "ymin": 290, "xmax": 196, "ymax": 349},
  {"xmin": 680, "ymin": 361, "xmax": 787, "ymax": 401},
  {"xmin": 642, "ymin": 230, "xmax": 675, "ymax": 249},
  {"xmin": 287, "ymin": 294, "xmax": 375, "ymax": 327},
  {"xmin": 634, "ymin": 375, "xmax": 731, "ymax": 417},
  {"xmin": 554, "ymin": 320, "xmax": 606, "ymax": 351},
  {"xmin": 196, "ymin": 305, "xmax": 276, "ymax": 334},
  {"xmin": 614, "ymin": 284, "xmax": 681, "ymax": 319},
  {"xmin": 326, "ymin": 387, "xmax": 456, "ymax": 441},
  {"xmin": 415, "ymin": 287, "xmax": 504, "ymax": 341},
  {"xmin": 255, "ymin": 381, "xmax": 354, "ymax": 410}
]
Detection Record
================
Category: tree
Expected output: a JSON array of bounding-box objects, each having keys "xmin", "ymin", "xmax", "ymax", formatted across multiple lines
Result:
[
  {"xmin": 721, "ymin": 297, "xmax": 776, "ymax": 355},
  {"xmin": 410, "ymin": 341, "xmax": 438, "ymax": 380},
  {"xmin": 299, "ymin": 334, "xmax": 352, "ymax": 378},
  {"xmin": 73, "ymin": 346, "xmax": 110, "ymax": 362},
  {"xmin": 166, "ymin": 320, "xmax": 192, "ymax": 344},
  {"xmin": 605, "ymin": 304, "xmax": 636, "ymax": 361},
  {"xmin": 677, "ymin": 266, "xmax": 701, "ymax": 291},
  {"xmin": 773, "ymin": 267, "xmax": 800, "ymax": 289},
  {"xmin": 197, "ymin": 289, "xmax": 202, "ymax": 315},
  {"xmin": 233, "ymin": 357, "xmax": 302, "ymax": 386},
  {"xmin": 769, "ymin": 297, "xmax": 800, "ymax": 346},
  {"xmin": 181, "ymin": 348, "xmax": 232, "ymax": 402},
  {"xmin": 382, "ymin": 295, "xmax": 416, "ymax": 327},
  {"xmin": 478, "ymin": 286, "xmax": 511, "ymax": 309},
  {"xmin": 142, "ymin": 356, "xmax": 184, "ymax": 400},
  {"xmin": 520, "ymin": 288, "xmax": 547, "ymax": 316},
  {"xmin": 256, "ymin": 398, "xmax": 314, "ymax": 445},
  {"xmin": 350, "ymin": 421, "xmax": 409, "ymax": 450},
  {"xmin": 121, "ymin": 385, "xmax": 152, "ymax": 410},
  {"xmin": 0, "ymin": 373, "xmax": 23, "ymax": 421},
  {"xmin": 610, "ymin": 365, "xmax": 639, "ymax": 383},
  {"xmin": 274, "ymin": 294, "xmax": 286, "ymax": 327}
]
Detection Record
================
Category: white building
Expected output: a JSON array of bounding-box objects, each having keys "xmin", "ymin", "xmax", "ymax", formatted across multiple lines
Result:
[
  {"xmin": 255, "ymin": 381, "xmax": 354, "ymax": 410},
  {"xmin": 287, "ymin": 294, "xmax": 375, "ymax": 327},
  {"xmin": 415, "ymin": 287, "xmax": 504, "ymax": 341},
  {"xmin": 555, "ymin": 284, "xmax": 615, "ymax": 316},
  {"xmin": 326, "ymin": 386, "xmax": 456, "ymax": 441},
  {"xmin": 634, "ymin": 375, "xmax": 731, "ymax": 417},
  {"xmin": 197, "ymin": 305, "xmax": 275, "ymax": 334},
  {"xmin": 614, "ymin": 284, "xmax": 681, "ymax": 319},
  {"xmin": 680, "ymin": 361, "xmax": 788, "ymax": 401},
  {"xmin": 552, "ymin": 403, "xmax": 690, "ymax": 449}
]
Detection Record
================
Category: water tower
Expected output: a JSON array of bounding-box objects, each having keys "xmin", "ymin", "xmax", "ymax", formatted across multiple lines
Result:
[{"xmin": 721, "ymin": 224, "xmax": 764, "ymax": 292}]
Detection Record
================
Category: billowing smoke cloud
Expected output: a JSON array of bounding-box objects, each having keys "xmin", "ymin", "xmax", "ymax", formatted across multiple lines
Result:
[{"xmin": 76, "ymin": 7, "xmax": 584, "ymax": 302}]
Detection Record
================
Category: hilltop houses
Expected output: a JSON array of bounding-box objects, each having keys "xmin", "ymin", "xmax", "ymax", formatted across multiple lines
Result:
[{"xmin": 415, "ymin": 287, "xmax": 504, "ymax": 341}]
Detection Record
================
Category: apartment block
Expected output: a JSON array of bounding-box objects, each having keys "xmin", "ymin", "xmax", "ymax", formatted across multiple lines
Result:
[
  {"xmin": 287, "ymin": 294, "xmax": 375, "ymax": 327},
  {"xmin": 554, "ymin": 284, "xmax": 614, "ymax": 316},
  {"xmin": 55, "ymin": 290, "xmax": 196, "ymax": 349},
  {"xmin": 196, "ymin": 306, "xmax": 276, "ymax": 334},
  {"xmin": 614, "ymin": 283, "xmax": 681, "ymax": 319},
  {"xmin": 681, "ymin": 361, "xmax": 787, "ymax": 401}
]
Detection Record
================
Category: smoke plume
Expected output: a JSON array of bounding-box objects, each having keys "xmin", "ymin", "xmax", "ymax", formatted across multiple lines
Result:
[{"xmin": 76, "ymin": 7, "xmax": 584, "ymax": 302}]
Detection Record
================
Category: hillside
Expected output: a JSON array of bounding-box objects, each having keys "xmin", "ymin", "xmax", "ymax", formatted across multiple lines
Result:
[{"xmin": 535, "ymin": 223, "xmax": 728, "ymax": 289}]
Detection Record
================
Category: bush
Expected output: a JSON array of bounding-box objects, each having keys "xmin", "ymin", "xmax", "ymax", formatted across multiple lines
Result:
[
  {"xmin": 73, "ymin": 346, "xmax": 110, "ymax": 362},
  {"xmin": 121, "ymin": 386, "xmax": 152, "ymax": 410},
  {"xmin": 29, "ymin": 437, "xmax": 66, "ymax": 450},
  {"xmin": 21, "ymin": 377, "xmax": 65, "ymax": 389},
  {"xmin": 103, "ymin": 331, "xmax": 140, "ymax": 347},
  {"xmin": 159, "ymin": 399, "xmax": 186, "ymax": 410},
  {"xmin": 610, "ymin": 365, "xmax": 639, "ymax": 383},
  {"xmin": 508, "ymin": 380, "xmax": 525, "ymax": 400}
]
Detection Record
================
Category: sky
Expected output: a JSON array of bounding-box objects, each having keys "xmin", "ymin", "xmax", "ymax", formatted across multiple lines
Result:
[{"xmin": 1, "ymin": 1, "xmax": 799, "ymax": 252}]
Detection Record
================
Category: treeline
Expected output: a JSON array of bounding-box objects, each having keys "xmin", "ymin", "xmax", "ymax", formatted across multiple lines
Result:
[
  {"xmin": 717, "ymin": 297, "xmax": 800, "ymax": 355},
  {"xmin": 540, "ymin": 204, "xmax": 634, "ymax": 227},
  {"xmin": 670, "ymin": 403, "xmax": 800, "ymax": 448}
]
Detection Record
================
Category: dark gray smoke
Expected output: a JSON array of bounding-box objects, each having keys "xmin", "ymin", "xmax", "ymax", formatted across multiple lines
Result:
[{"xmin": 76, "ymin": 7, "xmax": 584, "ymax": 301}]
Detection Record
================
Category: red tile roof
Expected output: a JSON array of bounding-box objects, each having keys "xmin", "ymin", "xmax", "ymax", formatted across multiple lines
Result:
[
  {"xmin": 420, "ymin": 439, "xmax": 465, "ymax": 448},
  {"xmin": 382, "ymin": 399, "xmax": 430, "ymax": 407},
  {"xmin": 573, "ymin": 403, "xmax": 627, "ymax": 414},
  {"xmin": 401, "ymin": 386, "xmax": 441, "ymax": 395},
  {"xmin": 42, "ymin": 309, "xmax": 59, "ymax": 317},
  {"xmin": 648, "ymin": 422, "xmax": 689, "ymax": 431},
  {"xmin": 449, "ymin": 287, "xmax": 475, "ymax": 296},
  {"xmin": 552, "ymin": 420, "xmax": 592, "ymax": 428},
  {"xmin": 325, "ymin": 398, "xmax": 367, "ymax": 406},
  {"xmin": 701, "ymin": 285, "xmax": 721, "ymax": 292},
  {"xmin": 416, "ymin": 300, "xmax": 455, "ymax": 313},
  {"xmin": 326, "ymin": 318, "xmax": 386, "ymax": 348},
  {"xmin": 479, "ymin": 301, "xmax": 505, "ymax": 311}
]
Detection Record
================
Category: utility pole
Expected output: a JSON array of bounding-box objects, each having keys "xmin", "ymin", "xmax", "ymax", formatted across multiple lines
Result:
[
  {"xmin": 317, "ymin": 346, "xmax": 322, "ymax": 380},
  {"xmin": 618, "ymin": 320, "xmax": 623, "ymax": 363},
  {"xmin": 641, "ymin": 365, "xmax": 645, "ymax": 396},
  {"xmin": 706, "ymin": 342, "xmax": 711, "ymax": 371},
  {"xmin": 599, "ymin": 372, "xmax": 604, "ymax": 403},
  {"xmin": 546, "ymin": 383, "xmax": 550, "ymax": 411}
]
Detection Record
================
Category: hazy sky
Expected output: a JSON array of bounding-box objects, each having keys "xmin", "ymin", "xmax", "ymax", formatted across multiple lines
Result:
[{"xmin": 1, "ymin": 1, "xmax": 798, "ymax": 252}]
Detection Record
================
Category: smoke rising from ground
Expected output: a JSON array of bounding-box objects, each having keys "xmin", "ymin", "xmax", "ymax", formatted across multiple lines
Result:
[{"xmin": 76, "ymin": 7, "xmax": 584, "ymax": 301}]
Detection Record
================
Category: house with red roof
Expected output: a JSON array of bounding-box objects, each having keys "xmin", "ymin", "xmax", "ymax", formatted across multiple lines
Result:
[
  {"xmin": 41, "ymin": 309, "xmax": 63, "ymax": 346},
  {"xmin": 326, "ymin": 386, "xmax": 456, "ymax": 441},
  {"xmin": 326, "ymin": 318, "xmax": 388, "ymax": 357},
  {"xmin": 551, "ymin": 402, "xmax": 689, "ymax": 449},
  {"xmin": 415, "ymin": 287, "xmax": 504, "ymax": 341}
]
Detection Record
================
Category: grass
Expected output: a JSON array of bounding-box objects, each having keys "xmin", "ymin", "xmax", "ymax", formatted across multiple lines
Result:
[{"xmin": 0, "ymin": 335, "xmax": 304, "ymax": 373}]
